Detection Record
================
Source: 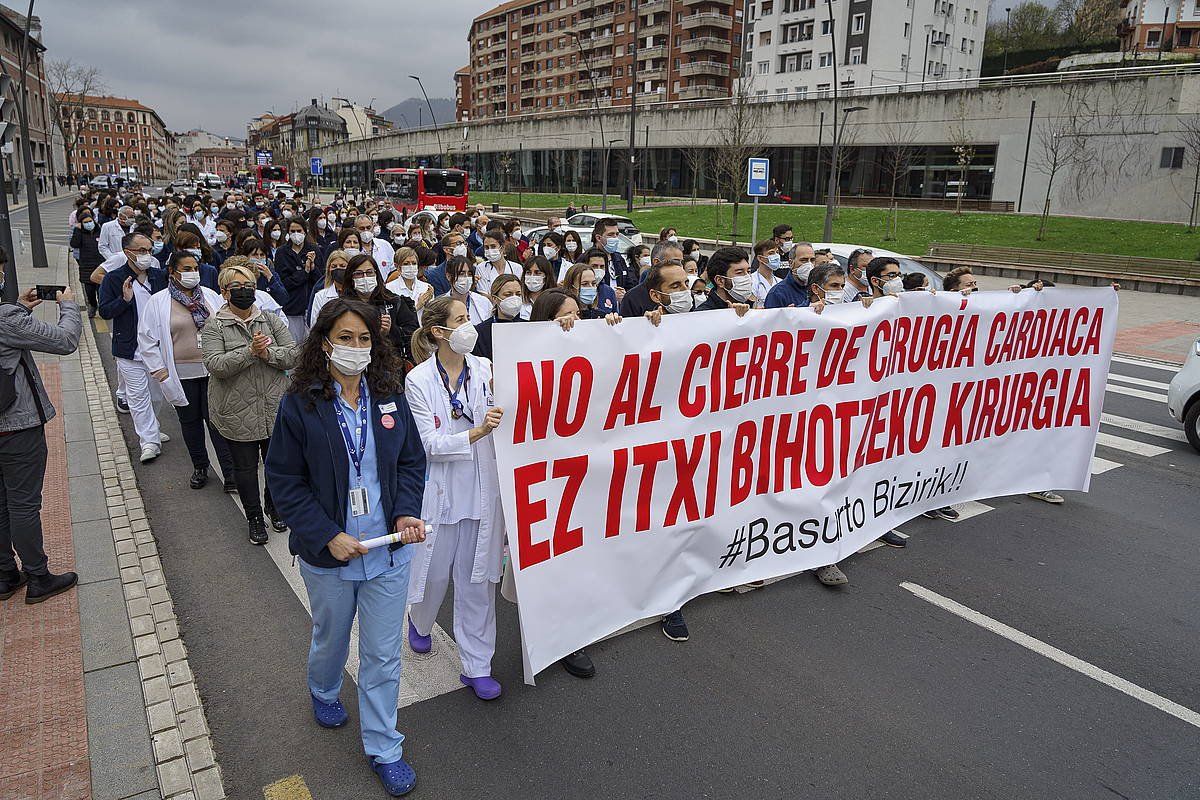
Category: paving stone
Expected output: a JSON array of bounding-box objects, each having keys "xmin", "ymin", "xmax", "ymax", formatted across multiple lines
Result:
[
  {"xmin": 184, "ymin": 735, "xmax": 215, "ymax": 772},
  {"xmin": 84, "ymin": 664, "xmax": 158, "ymax": 800},
  {"xmin": 177, "ymin": 706, "xmax": 207, "ymax": 742},
  {"xmin": 172, "ymin": 682, "xmax": 200, "ymax": 713},
  {"xmin": 144, "ymin": 570, "xmax": 164, "ymax": 589},
  {"xmin": 193, "ymin": 766, "xmax": 225, "ymax": 800},
  {"xmin": 117, "ymin": 553, "xmax": 139, "ymax": 570},
  {"xmin": 73, "ymin": 519, "xmax": 119, "ymax": 585},
  {"xmin": 78, "ymin": 578, "xmax": 136, "ymax": 673},
  {"xmin": 162, "ymin": 638, "xmax": 187, "ymax": 665},
  {"xmin": 130, "ymin": 614, "xmax": 155, "ymax": 638},
  {"xmin": 114, "ymin": 538, "xmax": 136, "ymax": 555},
  {"xmin": 123, "ymin": 580, "xmax": 147, "ymax": 601},
  {"xmin": 133, "ymin": 634, "xmax": 159, "ymax": 659},
  {"xmin": 156, "ymin": 618, "xmax": 179, "ymax": 642},
  {"xmin": 146, "ymin": 699, "xmax": 175, "ymax": 734},
  {"xmin": 152, "ymin": 727, "xmax": 185, "ymax": 763},
  {"xmin": 152, "ymin": 600, "xmax": 175, "ymax": 623},
  {"xmin": 156, "ymin": 758, "xmax": 191, "ymax": 797},
  {"xmin": 147, "ymin": 584, "xmax": 170, "ymax": 605},
  {"xmin": 68, "ymin": 473, "xmax": 107, "ymax": 522},
  {"xmin": 126, "ymin": 596, "xmax": 151, "ymax": 619},
  {"xmin": 166, "ymin": 659, "xmax": 192, "ymax": 688},
  {"xmin": 137, "ymin": 653, "xmax": 166, "ymax": 681},
  {"xmin": 142, "ymin": 675, "xmax": 171, "ymax": 705}
]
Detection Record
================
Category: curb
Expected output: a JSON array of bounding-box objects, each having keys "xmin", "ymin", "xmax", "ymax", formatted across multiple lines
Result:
[{"xmin": 78, "ymin": 318, "xmax": 227, "ymax": 800}]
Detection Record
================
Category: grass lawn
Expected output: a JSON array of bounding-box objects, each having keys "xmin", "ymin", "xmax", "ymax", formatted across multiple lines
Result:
[
  {"xmin": 621, "ymin": 203, "xmax": 1200, "ymax": 261},
  {"xmin": 472, "ymin": 191, "xmax": 688, "ymax": 211}
]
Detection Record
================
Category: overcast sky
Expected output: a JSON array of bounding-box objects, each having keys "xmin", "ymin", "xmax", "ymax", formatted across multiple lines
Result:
[{"xmin": 36, "ymin": 1, "xmax": 487, "ymax": 137}]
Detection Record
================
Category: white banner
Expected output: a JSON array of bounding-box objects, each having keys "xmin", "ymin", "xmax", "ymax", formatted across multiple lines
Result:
[{"xmin": 492, "ymin": 288, "xmax": 1118, "ymax": 682}]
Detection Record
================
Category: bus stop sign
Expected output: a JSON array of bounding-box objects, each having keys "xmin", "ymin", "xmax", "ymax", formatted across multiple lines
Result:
[
  {"xmin": 747, "ymin": 157, "xmax": 769, "ymax": 197},
  {"xmin": 310, "ymin": 157, "xmax": 323, "ymax": 176}
]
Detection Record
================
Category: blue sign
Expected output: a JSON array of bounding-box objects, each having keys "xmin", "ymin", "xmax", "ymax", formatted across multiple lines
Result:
[
  {"xmin": 310, "ymin": 157, "xmax": 323, "ymax": 176},
  {"xmin": 747, "ymin": 157, "xmax": 769, "ymax": 197},
  {"xmin": 255, "ymin": 149, "xmax": 272, "ymax": 166}
]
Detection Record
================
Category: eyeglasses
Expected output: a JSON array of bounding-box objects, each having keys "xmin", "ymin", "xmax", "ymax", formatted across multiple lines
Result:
[
  {"xmin": 224, "ymin": 281, "xmax": 255, "ymax": 291},
  {"xmin": 349, "ymin": 270, "xmax": 374, "ymax": 279},
  {"xmin": 127, "ymin": 247, "xmax": 151, "ymax": 255}
]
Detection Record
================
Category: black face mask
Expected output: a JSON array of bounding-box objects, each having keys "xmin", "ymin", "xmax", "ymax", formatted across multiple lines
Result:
[
  {"xmin": 228, "ymin": 287, "xmax": 256, "ymax": 310},
  {"xmin": 330, "ymin": 268, "xmax": 347, "ymax": 286}
]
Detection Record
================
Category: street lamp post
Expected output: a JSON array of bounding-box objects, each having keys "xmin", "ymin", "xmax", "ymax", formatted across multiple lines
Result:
[
  {"xmin": 626, "ymin": 0, "xmax": 639, "ymax": 212},
  {"xmin": 604, "ymin": 138, "xmax": 623, "ymax": 212},
  {"xmin": 1003, "ymin": 8, "xmax": 1012, "ymax": 76},
  {"xmin": 822, "ymin": 105, "xmax": 865, "ymax": 242},
  {"xmin": 921, "ymin": 24, "xmax": 934, "ymax": 86},
  {"xmin": 570, "ymin": 31, "xmax": 607, "ymax": 207},
  {"xmin": 409, "ymin": 75, "xmax": 444, "ymax": 165}
]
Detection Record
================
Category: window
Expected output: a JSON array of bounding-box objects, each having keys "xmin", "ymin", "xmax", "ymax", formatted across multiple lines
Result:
[
  {"xmin": 819, "ymin": 51, "xmax": 832, "ymax": 67},
  {"xmin": 852, "ymin": 13, "xmax": 865, "ymax": 33},
  {"xmin": 849, "ymin": 47, "xmax": 862, "ymax": 64},
  {"xmin": 820, "ymin": 19, "xmax": 831, "ymax": 35},
  {"xmin": 759, "ymin": 30, "xmax": 772, "ymax": 45},
  {"xmin": 795, "ymin": 86, "xmax": 808, "ymax": 98},
  {"xmin": 1147, "ymin": 29, "xmax": 1162, "ymax": 47},
  {"xmin": 761, "ymin": 0, "xmax": 773, "ymax": 12},
  {"xmin": 904, "ymin": 22, "xmax": 910, "ymax": 37},
  {"xmin": 1161, "ymin": 146, "xmax": 1185, "ymax": 169},
  {"xmin": 758, "ymin": 60, "xmax": 769, "ymax": 74}
]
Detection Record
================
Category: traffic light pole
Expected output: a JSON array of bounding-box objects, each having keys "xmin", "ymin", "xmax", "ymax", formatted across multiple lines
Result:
[{"xmin": 0, "ymin": 150, "xmax": 17, "ymax": 303}]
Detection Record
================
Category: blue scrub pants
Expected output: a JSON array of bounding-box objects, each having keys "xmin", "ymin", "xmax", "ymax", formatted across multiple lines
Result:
[{"xmin": 300, "ymin": 559, "xmax": 410, "ymax": 763}]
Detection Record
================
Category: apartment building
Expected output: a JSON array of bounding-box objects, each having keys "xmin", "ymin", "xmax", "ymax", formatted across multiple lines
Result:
[
  {"xmin": 463, "ymin": 0, "xmax": 745, "ymax": 121},
  {"xmin": 741, "ymin": 0, "xmax": 986, "ymax": 100},
  {"xmin": 331, "ymin": 97, "xmax": 393, "ymax": 141},
  {"xmin": 61, "ymin": 95, "xmax": 173, "ymax": 181},
  {"xmin": 1119, "ymin": 0, "xmax": 1200, "ymax": 53}
]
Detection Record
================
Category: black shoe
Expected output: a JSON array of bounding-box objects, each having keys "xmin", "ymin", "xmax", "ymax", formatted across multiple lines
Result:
[
  {"xmin": 661, "ymin": 610, "xmax": 689, "ymax": 642},
  {"xmin": 560, "ymin": 650, "xmax": 595, "ymax": 679},
  {"xmin": 24, "ymin": 570, "xmax": 78, "ymax": 604},
  {"xmin": 265, "ymin": 506, "xmax": 288, "ymax": 533},
  {"xmin": 922, "ymin": 505, "xmax": 960, "ymax": 522},
  {"xmin": 879, "ymin": 530, "xmax": 907, "ymax": 548},
  {"xmin": 115, "ymin": 398, "xmax": 130, "ymax": 414},
  {"xmin": 87, "ymin": 306, "xmax": 96, "ymax": 319},
  {"xmin": 223, "ymin": 478, "xmax": 237, "ymax": 494},
  {"xmin": 0, "ymin": 568, "xmax": 28, "ymax": 600},
  {"xmin": 248, "ymin": 516, "xmax": 269, "ymax": 546},
  {"xmin": 189, "ymin": 467, "xmax": 209, "ymax": 490}
]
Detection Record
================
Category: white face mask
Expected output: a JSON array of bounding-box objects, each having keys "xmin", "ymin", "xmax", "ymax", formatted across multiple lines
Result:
[
  {"xmin": 485, "ymin": 247, "xmax": 502, "ymax": 263},
  {"xmin": 453, "ymin": 276, "xmax": 473, "ymax": 294},
  {"xmin": 327, "ymin": 340, "xmax": 371, "ymax": 376},
  {"xmin": 441, "ymin": 322, "xmax": 478, "ymax": 355},
  {"xmin": 400, "ymin": 263, "xmax": 418, "ymax": 281},
  {"xmin": 215, "ymin": 230, "xmax": 228, "ymax": 243},
  {"xmin": 793, "ymin": 261, "xmax": 814, "ymax": 283},
  {"xmin": 452, "ymin": 243, "xmax": 468, "ymax": 258},
  {"xmin": 525, "ymin": 274, "xmax": 545, "ymax": 292},
  {"xmin": 638, "ymin": 255, "xmax": 652, "ymax": 268},
  {"xmin": 780, "ymin": 240, "xmax": 795, "ymax": 254},
  {"xmin": 692, "ymin": 292, "xmax": 709, "ymax": 306},
  {"xmin": 270, "ymin": 229, "xmax": 282, "ymax": 241},
  {"xmin": 498, "ymin": 295, "xmax": 523, "ymax": 317},
  {"xmin": 326, "ymin": 215, "xmax": 336, "ymax": 225},
  {"xmin": 135, "ymin": 254, "xmax": 156, "ymax": 271},
  {"xmin": 282, "ymin": 210, "xmax": 294, "ymax": 219},
  {"xmin": 593, "ymin": 266, "xmax": 606, "ymax": 281},
  {"xmin": 662, "ymin": 289, "xmax": 693, "ymax": 314},
  {"xmin": 359, "ymin": 229, "xmax": 374, "ymax": 243},
  {"xmin": 822, "ymin": 288, "xmax": 845, "ymax": 305},
  {"xmin": 343, "ymin": 247, "xmax": 361, "ymax": 257},
  {"xmin": 177, "ymin": 271, "xmax": 201, "ymax": 289},
  {"xmin": 354, "ymin": 275, "xmax": 377, "ymax": 294},
  {"xmin": 881, "ymin": 277, "xmax": 903, "ymax": 296},
  {"xmin": 543, "ymin": 246, "xmax": 558, "ymax": 260},
  {"xmin": 667, "ymin": 235, "xmax": 678, "ymax": 243},
  {"xmin": 317, "ymin": 218, "xmax": 328, "ymax": 230},
  {"xmin": 727, "ymin": 274, "xmax": 755, "ymax": 302},
  {"xmin": 565, "ymin": 241, "xmax": 578, "ymax": 253},
  {"xmin": 288, "ymin": 232, "xmax": 305, "ymax": 246}
]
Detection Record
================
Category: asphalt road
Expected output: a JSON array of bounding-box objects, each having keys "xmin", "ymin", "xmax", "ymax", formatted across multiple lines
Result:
[{"xmin": 79, "ymin": 284, "xmax": 1200, "ymax": 800}]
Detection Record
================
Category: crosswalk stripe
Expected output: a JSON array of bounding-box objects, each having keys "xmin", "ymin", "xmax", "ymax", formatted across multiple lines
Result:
[
  {"xmin": 1091, "ymin": 456, "xmax": 1122, "ymax": 474},
  {"xmin": 1100, "ymin": 413, "xmax": 1188, "ymax": 444},
  {"xmin": 1111, "ymin": 355, "xmax": 1182, "ymax": 374},
  {"xmin": 1108, "ymin": 373, "xmax": 1172, "ymax": 392},
  {"xmin": 1106, "ymin": 383, "xmax": 1167, "ymax": 402},
  {"xmin": 1095, "ymin": 431, "xmax": 1171, "ymax": 457},
  {"xmin": 950, "ymin": 500, "xmax": 994, "ymax": 522}
]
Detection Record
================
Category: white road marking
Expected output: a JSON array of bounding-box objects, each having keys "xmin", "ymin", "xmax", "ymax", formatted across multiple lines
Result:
[
  {"xmin": 1095, "ymin": 431, "xmax": 1172, "ymax": 458},
  {"xmin": 1111, "ymin": 354, "xmax": 1182, "ymax": 374},
  {"xmin": 901, "ymin": 582, "xmax": 1200, "ymax": 731},
  {"xmin": 949, "ymin": 500, "xmax": 994, "ymax": 522},
  {"xmin": 1107, "ymin": 373, "xmax": 1172, "ymax": 392},
  {"xmin": 1100, "ymin": 413, "xmax": 1188, "ymax": 445},
  {"xmin": 1106, "ymin": 383, "xmax": 1168, "ymax": 402},
  {"xmin": 1091, "ymin": 456, "xmax": 1122, "ymax": 474}
]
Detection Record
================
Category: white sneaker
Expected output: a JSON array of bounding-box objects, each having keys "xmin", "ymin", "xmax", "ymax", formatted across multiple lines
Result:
[
  {"xmin": 159, "ymin": 432, "xmax": 170, "ymax": 443},
  {"xmin": 139, "ymin": 444, "xmax": 160, "ymax": 463},
  {"xmin": 1027, "ymin": 490, "xmax": 1064, "ymax": 505}
]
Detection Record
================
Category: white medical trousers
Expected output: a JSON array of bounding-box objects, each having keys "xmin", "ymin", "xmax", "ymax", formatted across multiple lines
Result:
[{"xmin": 115, "ymin": 357, "xmax": 160, "ymax": 449}]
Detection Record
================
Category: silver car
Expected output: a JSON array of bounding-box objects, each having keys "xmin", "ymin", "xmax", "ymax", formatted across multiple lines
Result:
[{"xmin": 1167, "ymin": 337, "xmax": 1200, "ymax": 452}]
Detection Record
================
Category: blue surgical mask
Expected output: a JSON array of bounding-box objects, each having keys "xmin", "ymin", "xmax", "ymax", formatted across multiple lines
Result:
[
  {"xmin": 185, "ymin": 248, "xmax": 202, "ymax": 259},
  {"xmin": 579, "ymin": 286, "xmax": 598, "ymax": 305},
  {"xmin": 152, "ymin": 241, "xmax": 164, "ymax": 254},
  {"xmin": 766, "ymin": 253, "xmax": 782, "ymax": 269},
  {"xmin": 604, "ymin": 236, "xmax": 620, "ymax": 253}
]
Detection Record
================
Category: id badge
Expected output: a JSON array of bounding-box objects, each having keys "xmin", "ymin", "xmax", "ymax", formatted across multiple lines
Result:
[{"xmin": 350, "ymin": 486, "xmax": 370, "ymax": 517}]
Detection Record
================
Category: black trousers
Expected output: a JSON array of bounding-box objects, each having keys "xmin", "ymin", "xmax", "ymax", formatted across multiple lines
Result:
[
  {"xmin": 174, "ymin": 377, "xmax": 234, "ymax": 477},
  {"xmin": 0, "ymin": 425, "xmax": 49, "ymax": 575},
  {"xmin": 226, "ymin": 438, "xmax": 272, "ymax": 520},
  {"xmin": 77, "ymin": 267, "xmax": 98, "ymax": 310}
]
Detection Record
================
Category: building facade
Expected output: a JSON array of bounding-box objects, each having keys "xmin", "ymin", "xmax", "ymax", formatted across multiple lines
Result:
[
  {"xmin": 61, "ymin": 95, "xmax": 172, "ymax": 182},
  {"xmin": 741, "ymin": 0, "xmax": 987, "ymax": 99},
  {"xmin": 174, "ymin": 129, "xmax": 245, "ymax": 177},
  {"xmin": 331, "ymin": 98, "xmax": 393, "ymax": 141},
  {"xmin": 455, "ymin": 66, "xmax": 472, "ymax": 122},
  {"xmin": 186, "ymin": 147, "xmax": 245, "ymax": 179},
  {"xmin": 0, "ymin": 5, "xmax": 62, "ymax": 186},
  {"xmin": 1118, "ymin": 0, "xmax": 1200, "ymax": 53},
  {"xmin": 462, "ymin": 0, "xmax": 745, "ymax": 121},
  {"xmin": 247, "ymin": 101, "xmax": 348, "ymax": 181}
]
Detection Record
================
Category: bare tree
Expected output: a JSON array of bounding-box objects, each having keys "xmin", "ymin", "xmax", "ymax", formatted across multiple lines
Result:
[
  {"xmin": 708, "ymin": 78, "xmax": 767, "ymax": 244},
  {"xmin": 1180, "ymin": 115, "xmax": 1200, "ymax": 232},
  {"xmin": 948, "ymin": 93, "xmax": 975, "ymax": 216},
  {"xmin": 879, "ymin": 123, "xmax": 922, "ymax": 241},
  {"xmin": 46, "ymin": 60, "xmax": 104, "ymax": 180},
  {"xmin": 1030, "ymin": 95, "xmax": 1087, "ymax": 240},
  {"xmin": 680, "ymin": 136, "xmax": 709, "ymax": 207}
]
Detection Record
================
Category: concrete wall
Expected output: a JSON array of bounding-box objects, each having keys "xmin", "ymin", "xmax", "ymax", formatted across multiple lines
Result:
[{"xmin": 310, "ymin": 68, "xmax": 1200, "ymax": 224}]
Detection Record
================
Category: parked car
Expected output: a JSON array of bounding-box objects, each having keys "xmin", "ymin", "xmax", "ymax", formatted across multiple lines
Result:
[
  {"xmin": 564, "ymin": 212, "xmax": 642, "ymax": 245},
  {"xmin": 813, "ymin": 242, "xmax": 944, "ymax": 291},
  {"xmin": 167, "ymin": 178, "xmax": 193, "ymax": 193},
  {"xmin": 524, "ymin": 225, "xmax": 638, "ymax": 255},
  {"xmin": 270, "ymin": 182, "xmax": 298, "ymax": 199},
  {"xmin": 89, "ymin": 174, "xmax": 118, "ymax": 189},
  {"xmin": 1167, "ymin": 338, "xmax": 1200, "ymax": 452}
]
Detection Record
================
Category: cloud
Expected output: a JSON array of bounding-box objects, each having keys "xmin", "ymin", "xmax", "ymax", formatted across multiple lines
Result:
[{"xmin": 35, "ymin": 0, "xmax": 482, "ymax": 137}]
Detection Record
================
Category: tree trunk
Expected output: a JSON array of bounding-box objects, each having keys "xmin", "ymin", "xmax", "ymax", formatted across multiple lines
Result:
[
  {"xmin": 955, "ymin": 164, "xmax": 967, "ymax": 216},
  {"xmin": 886, "ymin": 172, "xmax": 898, "ymax": 240},
  {"xmin": 731, "ymin": 195, "xmax": 741, "ymax": 244},
  {"xmin": 1038, "ymin": 179, "xmax": 1054, "ymax": 241},
  {"xmin": 1190, "ymin": 155, "xmax": 1200, "ymax": 232}
]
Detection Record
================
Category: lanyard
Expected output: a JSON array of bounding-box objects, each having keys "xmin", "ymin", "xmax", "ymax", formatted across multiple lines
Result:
[
  {"xmin": 435, "ymin": 356, "xmax": 473, "ymax": 423},
  {"xmin": 332, "ymin": 378, "xmax": 369, "ymax": 481}
]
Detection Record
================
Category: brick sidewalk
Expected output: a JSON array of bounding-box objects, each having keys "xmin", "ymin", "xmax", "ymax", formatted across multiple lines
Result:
[{"xmin": 0, "ymin": 361, "xmax": 92, "ymax": 799}]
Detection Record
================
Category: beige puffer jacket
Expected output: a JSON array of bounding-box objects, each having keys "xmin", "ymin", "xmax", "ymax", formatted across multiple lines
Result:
[{"xmin": 201, "ymin": 307, "xmax": 297, "ymax": 442}]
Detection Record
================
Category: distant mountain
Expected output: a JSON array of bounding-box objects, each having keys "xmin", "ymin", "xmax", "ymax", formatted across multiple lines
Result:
[{"xmin": 381, "ymin": 97, "xmax": 456, "ymax": 128}]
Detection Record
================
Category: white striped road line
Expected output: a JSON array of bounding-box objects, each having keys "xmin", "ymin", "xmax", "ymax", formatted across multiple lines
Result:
[
  {"xmin": 901, "ymin": 582, "xmax": 1200, "ymax": 731},
  {"xmin": 1108, "ymin": 373, "xmax": 1172, "ymax": 392},
  {"xmin": 948, "ymin": 500, "xmax": 994, "ymax": 522},
  {"xmin": 1091, "ymin": 456, "xmax": 1122, "ymax": 475},
  {"xmin": 207, "ymin": 441, "xmax": 466, "ymax": 708},
  {"xmin": 1106, "ymin": 383, "xmax": 1167, "ymax": 402},
  {"xmin": 1111, "ymin": 355, "xmax": 1182, "ymax": 374},
  {"xmin": 1095, "ymin": 431, "xmax": 1172, "ymax": 458},
  {"xmin": 1100, "ymin": 413, "xmax": 1189, "ymax": 445}
]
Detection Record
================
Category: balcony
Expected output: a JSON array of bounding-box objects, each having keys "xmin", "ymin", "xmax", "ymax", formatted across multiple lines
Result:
[
  {"xmin": 640, "ymin": 0, "xmax": 668, "ymax": 12},
  {"xmin": 639, "ymin": 44, "xmax": 667, "ymax": 58},
  {"xmin": 577, "ymin": 10, "xmax": 615, "ymax": 29},
  {"xmin": 578, "ymin": 32, "xmax": 613, "ymax": 51},
  {"xmin": 640, "ymin": 21, "xmax": 668, "ymax": 36},
  {"xmin": 680, "ymin": 0, "xmax": 723, "ymax": 5},
  {"xmin": 678, "ymin": 60, "xmax": 732, "ymax": 77},
  {"xmin": 681, "ymin": 12, "xmax": 732, "ymax": 29},
  {"xmin": 680, "ymin": 36, "xmax": 732, "ymax": 53},
  {"xmin": 678, "ymin": 85, "xmax": 728, "ymax": 101},
  {"xmin": 777, "ymin": 37, "xmax": 814, "ymax": 55},
  {"xmin": 639, "ymin": 64, "xmax": 667, "ymax": 80}
]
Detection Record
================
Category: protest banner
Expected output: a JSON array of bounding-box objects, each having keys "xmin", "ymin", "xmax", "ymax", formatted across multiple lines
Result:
[{"xmin": 491, "ymin": 288, "xmax": 1118, "ymax": 682}]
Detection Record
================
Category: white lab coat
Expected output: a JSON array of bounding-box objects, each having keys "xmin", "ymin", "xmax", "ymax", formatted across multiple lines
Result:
[
  {"xmin": 364, "ymin": 238, "xmax": 395, "ymax": 277},
  {"xmin": 405, "ymin": 353, "xmax": 504, "ymax": 603},
  {"xmin": 307, "ymin": 284, "xmax": 339, "ymax": 327},
  {"xmin": 189, "ymin": 214, "xmax": 218, "ymax": 245},
  {"xmin": 136, "ymin": 286, "xmax": 223, "ymax": 407},
  {"xmin": 385, "ymin": 277, "xmax": 432, "ymax": 307},
  {"xmin": 474, "ymin": 258, "xmax": 523, "ymax": 293},
  {"xmin": 98, "ymin": 219, "xmax": 126, "ymax": 260}
]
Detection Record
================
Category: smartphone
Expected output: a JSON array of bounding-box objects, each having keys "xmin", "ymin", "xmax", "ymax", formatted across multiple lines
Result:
[{"xmin": 35, "ymin": 285, "xmax": 66, "ymax": 301}]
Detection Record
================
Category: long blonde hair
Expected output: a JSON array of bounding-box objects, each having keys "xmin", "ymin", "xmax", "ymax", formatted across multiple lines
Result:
[{"xmin": 411, "ymin": 296, "xmax": 459, "ymax": 364}]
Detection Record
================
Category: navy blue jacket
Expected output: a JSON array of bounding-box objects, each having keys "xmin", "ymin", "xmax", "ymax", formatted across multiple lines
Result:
[
  {"xmin": 273, "ymin": 244, "xmax": 318, "ymax": 316},
  {"xmin": 98, "ymin": 263, "xmax": 169, "ymax": 358},
  {"xmin": 424, "ymin": 262, "xmax": 451, "ymax": 295},
  {"xmin": 200, "ymin": 263, "xmax": 219, "ymax": 292},
  {"xmin": 265, "ymin": 386, "xmax": 427, "ymax": 569},
  {"xmin": 764, "ymin": 276, "xmax": 811, "ymax": 309}
]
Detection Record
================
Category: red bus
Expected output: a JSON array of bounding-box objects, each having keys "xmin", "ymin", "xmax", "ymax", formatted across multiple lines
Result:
[
  {"xmin": 374, "ymin": 168, "xmax": 469, "ymax": 213},
  {"xmin": 255, "ymin": 164, "xmax": 289, "ymax": 193}
]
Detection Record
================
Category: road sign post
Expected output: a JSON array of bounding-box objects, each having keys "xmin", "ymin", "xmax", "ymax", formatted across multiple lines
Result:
[
  {"xmin": 747, "ymin": 157, "xmax": 770, "ymax": 247},
  {"xmin": 0, "ymin": 76, "xmax": 16, "ymax": 301},
  {"xmin": 310, "ymin": 157, "xmax": 323, "ymax": 198}
]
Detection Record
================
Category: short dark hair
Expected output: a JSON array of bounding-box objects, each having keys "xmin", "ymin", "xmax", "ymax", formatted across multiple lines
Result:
[
  {"xmin": 645, "ymin": 263, "xmax": 680, "ymax": 294},
  {"xmin": 753, "ymin": 239, "xmax": 776, "ymax": 257},
  {"xmin": 594, "ymin": 218, "xmax": 620, "ymax": 236},
  {"xmin": 902, "ymin": 272, "xmax": 928, "ymax": 291},
  {"xmin": 772, "ymin": 223, "xmax": 793, "ymax": 238},
  {"xmin": 847, "ymin": 248, "xmax": 873, "ymax": 269},
  {"xmin": 449, "ymin": 212, "xmax": 470, "ymax": 229},
  {"xmin": 943, "ymin": 266, "xmax": 974, "ymax": 292},
  {"xmin": 529, "ymin": 287, "xmax": 577, "ymax": 322},
  {"xmin": 579, "ymin": 247, "xmax": 607, "ymax": 265},
  {"xmin": 120, "ymin": 231, "xmax": 148, "ymax": 250},
  {"xmin": 706, "ymin": 246, "xmax": 749, "ymax": 280},
  {"xmin": 807, "ymin": 262, "xmax": 846, "ymax": 293},
  {"xmin": 865, "ymin": 256, "xmax": 900, "ymax": 285}
]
